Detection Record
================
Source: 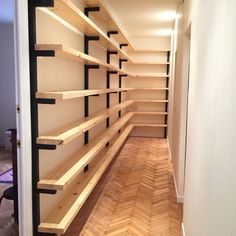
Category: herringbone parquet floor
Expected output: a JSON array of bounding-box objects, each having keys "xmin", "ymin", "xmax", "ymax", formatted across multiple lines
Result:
[{"xmin": 65, "ymin": 137, "xmax": 183, "ymax": 236}]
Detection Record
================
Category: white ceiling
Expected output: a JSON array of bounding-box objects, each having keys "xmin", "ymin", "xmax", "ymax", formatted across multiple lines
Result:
[{"xmin": 103, "ymin": 0, "xmax": 179, "ymax": 49}]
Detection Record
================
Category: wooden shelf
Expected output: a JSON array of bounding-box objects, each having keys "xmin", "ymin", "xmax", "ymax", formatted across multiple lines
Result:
[
  {"xmin": 40, "ymin": 0, "xmax": 133, "ymax": 61},
  {"xmin": 135, "ymin": 100, "xmax": 168, "ymax": 103},
  {"xmin": 133, "ymin": 124, "xmax": 168, "ymax": 128},
  {"xmin": 82, "ymin": 0, "xmax": 135, "ymax": 52},
  {"xmin": 133, "ymin": 88, "xmax": 169, "ymax": 91},
  {"xmin": 38, "ymin": 124, "xmax": 134, "ymax": 234},
  {"xmin": 128, "ymin": 61, "xmax": 170, "ymax": 65},
  {"xmin": 128, "ymin": 49, "xmax": 170, "ymax": 53},
  {"xmin": 38, "ymin": 113, "xmax": 134, "ymax": 191},
  {"xmin": 35, "ymin": 44, "xmax": 136, "ymax": 77},
  {"xmin": 36, "ymin": 88, "xmax": 134, "ymax": 100},
  {"xmin": 134, "ymin": 112, "xmax": 168, "ymax": 115},
  {"xmin": 135, "ymin": 73, "xmax": 170, "ymax": 78},
  {"xmin": 37, "ymin": 100, "xmax": 134, "ymax": 145}
]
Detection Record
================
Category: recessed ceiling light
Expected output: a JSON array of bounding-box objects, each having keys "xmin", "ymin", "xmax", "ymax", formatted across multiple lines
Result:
[
  {"xmin": 154, "ymin": 29, "xmax": 174, "ymax": 36},
  {"xmin": 158, "ymin": 11, "xmax": 177, "ymax": 21}
]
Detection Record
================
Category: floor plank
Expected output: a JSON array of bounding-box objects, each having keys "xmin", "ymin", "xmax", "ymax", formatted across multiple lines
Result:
[{"xmin": 65, "ymin": 137, "xmax": 183, "ymax": 236}]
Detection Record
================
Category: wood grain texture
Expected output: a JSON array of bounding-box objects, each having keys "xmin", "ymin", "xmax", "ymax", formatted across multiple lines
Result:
[{"xmin": 64, "ymin": 137, "xmax": 182, "ymax": 236}]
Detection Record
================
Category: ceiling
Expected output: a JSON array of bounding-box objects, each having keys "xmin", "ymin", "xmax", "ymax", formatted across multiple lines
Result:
[{"xmin": 103, "ymin": 0, "xmax": 179, "ymax": 49}]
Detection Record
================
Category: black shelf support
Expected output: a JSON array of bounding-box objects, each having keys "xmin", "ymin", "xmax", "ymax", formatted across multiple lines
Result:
[
  {"xmin": 84, "ymin": 6, "xmax": 100, "ymax": 17},
  {"xmin": 107, "ymin": 31, "xmax": 118, "ymax": 38},
  {"xmin": 164, "ymin": 51, "xmax": 170, "ymax": 138},
  {"xmin": 34, "ymin": 0, "xmax": 54, "ymax": 7},
  {"xmin": 120, "ymin": 43, "xmax": 128, "ymax": 49},
  {"xmin": 35, "ymin": 50, "xmax": 55, "ymax": 57},
  {"xmin": 37, "ymin": 189, "xmax": 57, "ymax": 195},
  {"xmin": 119, "ymin": 59, "xmax": 128, "ymax": 69},
  {"xmin": 28, "ymin": 1, "xmax": 57, "ymax": 235},
  {"xmin": 36, "ymin": 144, "xmax": 57, "ymax": 150},
  {"xmin": 36, "ymin": 98, "xmax": 56, "ymax": 105},
  {"xmin": 84, "ymin": 65, "xmax": 100, "ymax": 145}
]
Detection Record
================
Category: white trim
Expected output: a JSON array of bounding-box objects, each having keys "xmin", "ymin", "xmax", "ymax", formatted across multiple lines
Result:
[
  {"xmin": 167, "ymin": 138, "xmax": 184, "ymax": 203},
  {"xmin": 181, "ymin": 223, "xmax": 186, "ymax": 236},
  {"xmin": 167, "ymin": 137, "xmax": 172, "ymax": 159},
  {"xmin": 13, "ymin": 0, "xmax": 33, "ymax": 235},
  {"xmin": 173, "ymin": 171, "xmax": 184, "ymax": 203}
]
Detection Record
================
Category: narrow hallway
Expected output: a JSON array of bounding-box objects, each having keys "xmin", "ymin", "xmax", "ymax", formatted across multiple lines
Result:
[{"xmin": 64, "ymin": 137, "xmax": 182, "ymax": 235}]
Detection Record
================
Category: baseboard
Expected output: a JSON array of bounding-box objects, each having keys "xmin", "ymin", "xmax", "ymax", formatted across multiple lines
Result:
[
  {"xmin": 172, "ymin": 171, "xmax": 184, "ymax": 203},
  {"xmin": 181, "ymin": 223, "xmax": 186, "ymax": 236},
  {"xmin": 167, "ymin": 138, "xmax": 184, "ymax": 203},
  {"xmin": 167, "ymin": 138, "xmax": 172, "ymax": 159}
]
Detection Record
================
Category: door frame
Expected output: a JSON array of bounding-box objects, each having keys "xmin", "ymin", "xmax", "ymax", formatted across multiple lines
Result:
[{"xmin": 13, "ymin": 0, "xmax": 33, "ymax": 235}]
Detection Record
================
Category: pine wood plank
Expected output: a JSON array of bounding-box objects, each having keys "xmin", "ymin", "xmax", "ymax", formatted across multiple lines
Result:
[
  {"xmin": 133, "ymin": 124, "xmax": 168, "ymax": 128},
  {"xmin": 135, "ymin": 100, "xmax": 169, "ymax": 103},
  {"xmin": 133, "ymin": 112, "xmax": 168, "ymax": 115},
  {"xmin": 135, "ymin": 73, "xmax": 170, "ymax": 78},
  {"xmin": 38, "ymin": 124, "xmax": 134, "ymax": 234},
  {"xmin": 37, "ymin": 100, "xmax": 134, "ymax": 145},
  {"xmin": 40, "ymin": 0, "xmax": 133, "ymax": 61},
  {"xmin": 36, "ymin": 88, "xmax": 134, "ymax": 100},
  {"xmin": 133, "ymin": 88, "xmax": 169, "ymax": 91},
  {"xmin": 37, "ymin": 113, "xmax": 134, "ymax": 191},
  {"xmin": 35, "ymin": 44, "xmax": 136, "ymax": 77},
  {"xmin": 82, "ymin": 0, "xmax": 135, "ymax": 52}
]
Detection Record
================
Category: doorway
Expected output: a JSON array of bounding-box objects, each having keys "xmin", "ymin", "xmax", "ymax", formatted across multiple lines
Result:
[{"xmin": 0, "ymin": 0, "xmax": 18, "ymax": 235}]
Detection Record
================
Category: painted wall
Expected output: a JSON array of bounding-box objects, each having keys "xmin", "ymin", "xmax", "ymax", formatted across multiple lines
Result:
[
  {"xmin": 0, "ymin": 22, "xmax": 16, "ymax": 146},
  {"xmin": 181, "ymin": 0, "xmax": 236, "ymax": 235}
]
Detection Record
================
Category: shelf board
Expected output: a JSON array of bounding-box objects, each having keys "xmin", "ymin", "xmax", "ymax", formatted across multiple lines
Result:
[
  {"xmin": 128, "ymin": 49, "xmax": 170, "ymax": 53},
  {"xmin": 37, "ymin": 100, "xmax": 134, "ymax": 145},
  {"xmin": 135, "ymin": 73, "xmax": 170, "ymax": 78},
  {"xmin": 82, "ymin": 0, "xmax": 135, "ymax": 52},
  {"xmin": 128, "ymin": 61, "xmax": 170, "ymax": 65},
  {"xmin": 35, "ymin": 44, "xmax": 136, "ymax": 77},
  {"xmin": 36, "ymin": 88, "xmax": 134, "ymax": 100},
  {"xmin": 38, "ymin": 124, "xmax": 134, "ymax": 234},
  {"xmin": 133, "ymin": 112, "xmax": 168, "ymax": 115},
  {"xmin": 38, "ymin": 113, "xmax": 134, "ymax": 191},
  {"xmin": 133, "ymin": 88, "xmax": 169, "ymax": 91},
  {"xmin": 133, "ymin": 124, "xmax": 168, "ymax": 128},
  {"xmin": 135, "ymin": 100, "xmax": 169, "ymax": 103},
  {"xmin": 40, "ymin": 0, "xmax": 133, "ymax": 61}
]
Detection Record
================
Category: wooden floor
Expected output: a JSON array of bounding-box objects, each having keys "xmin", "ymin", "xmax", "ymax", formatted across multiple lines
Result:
[
  {"xmin": 65, "ymin": 137, "xmax": 183, "ymax": 236},
  {"xmin": 0, "ymin": 148, "xmax": 18, "ymax": 236}
]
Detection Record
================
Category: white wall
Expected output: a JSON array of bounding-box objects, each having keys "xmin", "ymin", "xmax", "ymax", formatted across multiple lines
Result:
[
  {"xmin": 0, "ymin": 22, "xmax": 16, "ymax": 146},
  {"xmin": 183, "ymin": 0, "xmax": 236, "ymax": 235}
]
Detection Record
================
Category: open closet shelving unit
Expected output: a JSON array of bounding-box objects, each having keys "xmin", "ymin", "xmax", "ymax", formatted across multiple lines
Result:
[{"xmin": 28, "ymin": 0, "xmax": 171, "ymax": 235}]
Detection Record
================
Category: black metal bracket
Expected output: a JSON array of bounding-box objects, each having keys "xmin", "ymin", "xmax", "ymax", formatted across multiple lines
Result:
[
  {"xmin": 84, "ymin": 64, "xmax": 100, "ymax": 144},
  {"xmin": 37, "ymin": 189, "xmax": 57, "ymax": 195},
  {"xmin": 35, "ymin": 50, "xmax": 55, "ymax": 57},
  {"xmin": 107, "ymin": 31, "xmax": 118, "ymax": 38},
  {"xmin": 120, "ymin": 43, "xmax": 128, "ymax": 49},
  {"xmin": 164, "ymin": 50, "xmax": 171, "ymax": 138},
  {"xmin": 37, "ymin": 233, "xmax": 57, "ymax": 236},
  {"xmin": 36, "ymin": 144, "xmax": 57, "ymax": 150},
  {"xmin": 110, "ymin": 91, "xmax": 118, "ymax": 94},
  {"xmin": 119, "ymin": 59, "xmax": 128, "ymax": 69},
  {"xmin": 34, "ymin": 0, "xmax": 54, "ymax": 7},
  {"xmin": 84, "ymin": 36, "xmax": 100, "ymax": 54},
  {"xmin": 84, "ymin": 6, "xmax": 100, "ymax": 17},
  {"xmin": 107, "ymin": 51, "xmax": 118, "ymax": 64},
  {"xmin": 36, "ymin": 98, "xmax": 56, "ymax": 105}
]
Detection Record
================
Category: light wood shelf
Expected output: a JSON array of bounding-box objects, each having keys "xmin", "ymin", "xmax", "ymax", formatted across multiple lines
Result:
[
  {"xmin": 132, "ymin": 88, "xmax": 169, "ymax": 91},
  {"xmin": 133, "ymin": 124, "xmax": 168, "ymax": 128},
  {"xmin": 38, "ymin": 123, "xmax": 134, "ymax": 234},
  {"xmin": 134, "ymin": 112, "xmax": 168, "ymax": 115},
  {"xmin": 135, "ymin": 100, "xmax": 168, "ymax": 103},
  {"xmin": 135, "ymin": 73, "xmax": 170, "ymax": 78},
  {"xmin": 82, "ymin": 0, "xmax": 135, "ymax": 52},
  {"xmin": 36, "ymin": 88, "xmax": 134, "ymax": 100},
  {"xmin": 37, "ymin": 100, "xmax": 134, "ymax": 145},
  {"xmin": 40, "ymin": 0, "xmax": 133, "ymax": 61},
  {"xmin": 35, "ymin": 44, "xmax": 136, "ymax": 77},
  {"xmin": 38, "ymin": 113, "xmax": 134, "ymax": 191},
  {"xmin": 128, "ymin": 61, "xmax": 170, "ymax": 65}
]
